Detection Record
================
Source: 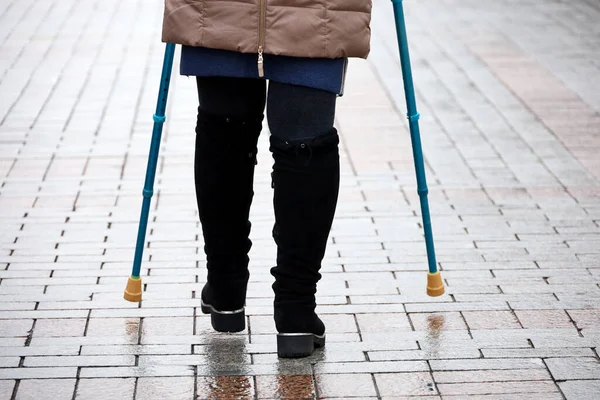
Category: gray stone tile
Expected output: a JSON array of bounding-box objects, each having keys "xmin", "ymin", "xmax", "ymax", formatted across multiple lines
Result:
[
  {"xmin": 0, "ymin": 319, "xmax": 34, "ymax": 337},
  {"xmin": 559, "ymin": 380, "xmax": 600, "ymax": 400},
  {"xmin": 315, "ymin": 361, "xmax": 429, "ymax": 374},
  {"xmin": 374, "ymin": 372, "xmax": 438, "ymax": 396},
  {"xmin": 545, "ymin": 357, "xmax": 600, "ymax": 380},
  {"xmin": 16, "ymin": 379, "xmax": 76, "ymax": 400},
  {"xmin": 79, "ymin": 366, "xmax": 194, "ymax": 378},
  {"xmin": 436, "ymin": 381, "xmax": 560, "ymax": 396},
  {"xmin": 23, "ymin": 355, "xmax": 135, "ymax": 368},
  {"xmin": 75, "ymin": 378, "xmax": 135, "ymax": 400},
  {"xmin": 316, "ymin": 373, "xmax": 378, "ymax": 398},
  {"xmin": 0, "ymin": 367, "xmax": 77, "ymax": 380},
  {"xmin": 356, "ymin": 313, "xmax": 412, "ymax": 332},
  {"xmin": 33, "ymin": 318, "xmax": 87, "ymax": 337},
  {"xmin": 0, "ymin": 380, "xmax": 15, "ymax": 399},
  {"xmin": 430, "ymin": 358, "xmax": 545, "ymax": 371},
  {"xmin": 481, "ymin": 347, "xmax": 595, "ymax": 359},
  {"xmin": 433, "ymin": 368, "xmax": 552, "ymax": 383}
]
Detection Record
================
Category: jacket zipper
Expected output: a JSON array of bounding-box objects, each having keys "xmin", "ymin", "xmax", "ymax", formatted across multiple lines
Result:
[{"xmin": 257, "ymin": 0, "xmax": 266, "ymax": 77}]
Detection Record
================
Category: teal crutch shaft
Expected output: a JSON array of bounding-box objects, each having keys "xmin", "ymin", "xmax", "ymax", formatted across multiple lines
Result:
[
  {"xmin": 130, "ymin": 43, "xmax": 176, "ymax": 279},
  {"xmin": 391, "ymin": 0, "xmax": 438, "ymax": 275}
]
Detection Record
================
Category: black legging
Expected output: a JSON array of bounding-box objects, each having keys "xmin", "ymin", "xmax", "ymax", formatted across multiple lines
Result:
[{"xmin": 196, "ymin": 77, "xmax": 337, "ymax": 141}]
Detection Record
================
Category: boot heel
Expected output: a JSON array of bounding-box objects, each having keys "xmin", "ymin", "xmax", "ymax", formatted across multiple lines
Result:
[
  {"xmin": 277, "ymin": 333, "xmax": 326, "ymax": 358},
  {"xmin": 211, "ymin": 310, "xmax": 245, "ymax": 333},
  {"xmin": 201, "ymin": 301, "xmax": 246, "ymax": 333}
]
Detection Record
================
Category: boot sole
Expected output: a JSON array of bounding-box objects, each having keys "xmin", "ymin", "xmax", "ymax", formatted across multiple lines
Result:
[
  {"xmin": 201, "ymin": 301, "xmax": 246, "ymax": 333},
  {"xmin": 277, "ymin": 333, "xmax": 326, "ymax": 358}
]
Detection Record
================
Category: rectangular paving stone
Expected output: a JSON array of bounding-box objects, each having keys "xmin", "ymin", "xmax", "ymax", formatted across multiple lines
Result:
[
  {"xmin": 567, "ymin": 309, "xmax": 600, "ymax": 329},
  {"xmin": 404, "ymin": 302, "xmax": 510, "ymax": 313},
  {"xmin": 545, "ymin": 357, "xmax": 600, "ymax": 380},
  {"xmin": 0, "ymin": 357, "xmax": 20, "ymax": 368},
  {"xmin": 530, "ymin": 335, "xmax": 599, "ymax": 348},
  {"xmin": 15, "ymin": 379, "xmax": 76, "ymax": 400},
  {"xmin": 558, "ymin": 380, "xmax": 600, "ymax": 400},
  {"xmin": 0, "ymin": 302, "xmax": 36, "ymax": 311},
  {"xmin": 137, "ymin": 354, "xmax": 244, "ymax": 367},
  {"xmin": 0, "ymin": 367, "xmax": 77, "ymax": 379},
  {"xmin": 81, "ymin": 344, "xmax": 191, "ymax": 356},
  {"xmin": 368, "ymin": 348, "xmax": 481, "ymax": 362},
  {"xmin": 140, "ymin": 335, "xmax": 209, "ymax": 346},
  {"xmin": 0, "ymin": 310, "xmax": 89, "ymax": 319},
  {"xmin": 437, "ymin": 381, "xmax": 560, "ymax": 396},
  {"xmin": 0, "ymin": 345, "xmax": 80, "ymax": 357},
  {"xmin": 315, "ymin": 361, "xmax": 429, "ymax": 374},
  {"xmin": 23, "ymin": 355, "xmax": 135, "ymax": 367},
  {"xmin": 29, "ymin": 336, "xmax": 140, "ymax": 347},
  {"xmin": 433, "ymin": 369, "xmax": 552, "ymax": 383},
  {"xmin": 356, "ymin": 313, "xmax": 413, "ymax": 332},
  {"xmin": 482, "ymin": 347, "xmax": 595, "ymax": 359},
  {"xmin": 85, "ymin": 317, "xmax": 141, "ymax": 337},
  {"xmin": 430, "ymin": 358, "xmax": 545, "ymax": 371},
  {"xmin": 90, "ymin": 308, "xmax": 193, "ymax": 318},
  {"xmin": 0, "ymin": 319, "xmax": 34, "ymax": 337},
  {"xmin": 374, "ymin": 372, "xmax": 438, "ymax": 397},
  {"xmin": 32, "ymin": 318, "xmax": 87, "ymax": 337},
  {"xmin": 0, "ymin": 380, "xmax": 15, "ymax": 399},
  {"xmin": 462, "ymin": 311, "xmax": 521, "ymax": 330},
  {"xmin": 316, "ymin": 373, "xmax": 378, "ymax": 398},
  {"xmin": 514, "ymin": 310, "xmax": 575, "ymax": 329},
  {"xmin": 141, "ymin": 317, "xmax": 194, "ymax": 336},
  {"xmin": 79, "ymin": 365, "xmax": 194, "ymax": 378},
  {"xmin": 75, "ymin": 378, "xmax": 135, "ymax": 400}
]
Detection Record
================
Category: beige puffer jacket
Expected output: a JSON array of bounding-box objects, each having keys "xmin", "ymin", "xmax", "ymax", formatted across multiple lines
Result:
[{"xmin": 162, "ymin": 1, "xmax": 372, "ymax": 66}]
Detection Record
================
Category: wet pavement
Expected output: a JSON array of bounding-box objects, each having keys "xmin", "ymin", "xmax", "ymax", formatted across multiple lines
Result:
[{"xmin": 1, "ymin": 0, "xmax": 599, "ymax": 398}]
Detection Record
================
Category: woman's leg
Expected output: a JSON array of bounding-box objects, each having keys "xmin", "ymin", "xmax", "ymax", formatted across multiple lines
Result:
[
  {"xmin": 195, "ymin": 77, "xmax": 266, "ymax": 332},
  {"xmin": 266, "ymin": 82, "xmax": 340, "ymax": 357}
]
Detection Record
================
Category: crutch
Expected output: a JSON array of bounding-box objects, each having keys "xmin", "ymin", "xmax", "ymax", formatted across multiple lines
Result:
[
  {"xmin": 391, "ymin": 0, "xmax": 444, "ymax": 296},
  {"xmin": 124, "ymin": 43, "xmax": 176, "ymax": 302}
]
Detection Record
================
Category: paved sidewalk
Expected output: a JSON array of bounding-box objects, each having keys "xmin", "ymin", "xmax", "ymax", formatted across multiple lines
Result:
[{"xmin": 1, "ymin": 0, "xmax": 599, "ymax": 399}]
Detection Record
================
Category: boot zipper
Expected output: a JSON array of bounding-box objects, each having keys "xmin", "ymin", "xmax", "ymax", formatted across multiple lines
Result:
[{"xmin": 257, "ymin": 0, "xmax": 266, "ymax": 77}]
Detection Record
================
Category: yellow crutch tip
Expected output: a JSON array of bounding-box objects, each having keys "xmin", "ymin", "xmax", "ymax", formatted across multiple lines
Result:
[
  {"xmin": 124, "ymin": 277, "xmax": 143, "ymax": 302},
  {"xmin": 426, "ymin": 271, "xmax": 445, "ymax": 297}
]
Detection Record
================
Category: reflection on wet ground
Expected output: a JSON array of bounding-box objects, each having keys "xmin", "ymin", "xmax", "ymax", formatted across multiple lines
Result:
[
  {"xmin": 197, "ymin": 375, "xmax": 254, "ymax": 400},
  {"xmin": 423, "ymin": 314, "xmax": 445, "ymax": 359},
  {"xmin": 196, "ymin": 335, "xmax": 316, "ymax": 399}
]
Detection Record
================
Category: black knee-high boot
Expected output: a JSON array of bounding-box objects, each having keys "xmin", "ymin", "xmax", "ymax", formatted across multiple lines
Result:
[
  {"xmin": 195, "ymin": 109, "xmax": 263, "ymax": 333},
  {"xmin": 270, "ymin": 129, "xmax": 340, "ymax": 357}
]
